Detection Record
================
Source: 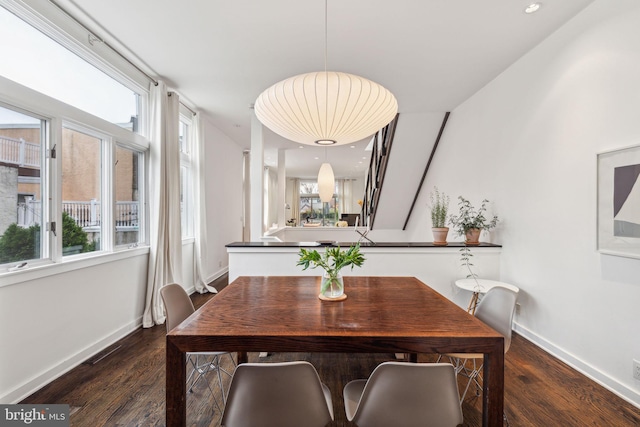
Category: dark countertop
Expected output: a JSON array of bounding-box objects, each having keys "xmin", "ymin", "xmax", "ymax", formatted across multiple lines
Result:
[{"xmin": 226, "ymin": 241, "xmax": 502, "ymax": 248}]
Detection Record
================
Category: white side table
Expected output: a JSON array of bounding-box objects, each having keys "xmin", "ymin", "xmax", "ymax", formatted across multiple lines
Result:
[{"xmin": 454, "ymin": 279, "xmax": 519, "ymax": 314}]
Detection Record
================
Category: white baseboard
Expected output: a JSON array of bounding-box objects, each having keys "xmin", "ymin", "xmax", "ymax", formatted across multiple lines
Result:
[
  {"xmin": 1, "ymin": 318, "xmax": 142, "ymax": 404},
  {"xmin": 514, "ymin": 322, "xmax": 640, "ymax": 409},
  {"xmin": 206, "ymin": 267, "xmax": 229, "ymax": 286}
]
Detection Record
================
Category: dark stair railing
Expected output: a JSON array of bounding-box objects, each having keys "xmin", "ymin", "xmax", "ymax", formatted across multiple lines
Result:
[
  {"xmin": 360, "ymin": 113, "xmax": 399, "ymax": 230},
  {"xmin": 402, "ymin": 111, "xmax": 450, "ymax": 230}
]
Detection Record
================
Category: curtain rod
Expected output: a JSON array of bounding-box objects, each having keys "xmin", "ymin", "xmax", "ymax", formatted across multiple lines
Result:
[
  {"xmin": 168, "ymin": 93, "xmax": 197, "ymax": 116},
  {"xmin": 181, "ymin": 102, "xmax": 196, "ymax": 116},
  {"xmin": 49, "ymin": 0, "xmax": 159, "ymax": 87}
]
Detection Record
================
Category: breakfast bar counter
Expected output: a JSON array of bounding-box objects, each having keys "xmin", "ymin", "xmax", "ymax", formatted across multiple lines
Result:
[{"xmin": 226, "ymin": 241, "xmax": 502, "ymax": 306}]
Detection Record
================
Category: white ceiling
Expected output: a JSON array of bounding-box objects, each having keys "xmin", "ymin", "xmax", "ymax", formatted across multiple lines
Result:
[{"xmin": 57, "ymin": 0, "xmax": 595, "ymax": 178}]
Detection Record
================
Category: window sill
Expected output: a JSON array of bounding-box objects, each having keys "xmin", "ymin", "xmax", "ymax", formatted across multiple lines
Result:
[{"xmin": 0, "ymin": 246, "xmax": 150, "ymax": 289}]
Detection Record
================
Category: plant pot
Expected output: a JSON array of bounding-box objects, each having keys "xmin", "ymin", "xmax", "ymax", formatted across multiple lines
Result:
[
  {"xmin": 319, "ymin": 272, "xmax": 346, "ymax": 301},
  {"xmin": 431, "ymin": 227, "xmax": 449, "ymax": 246},
  {"xmin": 464, "ymin": 228, "xmax": 481, "ymax": 245}
]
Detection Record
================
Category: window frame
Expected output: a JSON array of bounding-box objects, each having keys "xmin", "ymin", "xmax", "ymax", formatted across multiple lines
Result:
[
  {"xmin": 0, "ymin": 0, "xmax": 153, "ymax": 283},
  {"xmin": 0, "ymin": 75, "xmax": 150, "ymax": 278},
  {"xmin": 59, "ymin": 122, "xmax": 108, "ymax": 257},
  {"xmin": 114, "ymin": 141, "xmax": 146, "ymax": 249},
  {"xmin": 0, "ymin": 100, "xmax": 51, "ymax": 264},
  {"xmin": 0, "ymin": 0, "xmax": 150, "ymax": 136},
  {"xmin": 298, "ymin": 179, "xmax": 339, "ymax": 226}
]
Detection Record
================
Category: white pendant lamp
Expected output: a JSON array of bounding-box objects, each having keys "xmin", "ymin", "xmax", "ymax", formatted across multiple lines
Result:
[
  {"xmin": 254, "ymin": 0, "xmax": 397, "ymax": 146},
  {"xmin": 317, "ymin": 162, "xmax": 335, "ymax": 202},
  {"xmin": 255, "ymin": 71, "xmax": 397, "ymax": 146}
]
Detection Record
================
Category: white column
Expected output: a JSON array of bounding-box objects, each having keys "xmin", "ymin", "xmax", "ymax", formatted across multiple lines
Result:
[
  {"xmin": 242, "ymin": 150, "xmax": 251, "ymax": 242},
  {"xmin": 250, "ymin": 112, "xmax": 264, "ymax": 241},
  {"xmin": 277, "ymin": 149, "xmax": 286, "ymax": 228}
]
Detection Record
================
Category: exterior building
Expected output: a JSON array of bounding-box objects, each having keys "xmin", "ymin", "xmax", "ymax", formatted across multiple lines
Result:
[{"xmin": 0, "ymin": 124, "xmax": 138, "ymax": 249}]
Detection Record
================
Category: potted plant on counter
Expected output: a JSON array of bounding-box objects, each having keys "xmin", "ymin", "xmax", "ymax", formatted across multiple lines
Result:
[
  {"xmin": 297, "ymin": 244, "xmax": 365, "ymax": 301},
  {"xmin": 429, "ymin": 187, "xmax": 450, "ymax": 246},
  {"xmin": 449, "ymin": 196, "xmax": 499, "ymax": 245}
]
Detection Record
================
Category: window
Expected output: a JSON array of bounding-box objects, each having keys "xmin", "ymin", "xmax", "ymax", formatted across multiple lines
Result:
[
  {"xmin": 115, "ymin": 145, "xmax": 143, "ymax": 246},
  {"xmin": 179, "ymin": 114, "xmax": 194, "ymax": 239},
  {"xmin": 0, "ymin": 81, "xmax": 149, "ymax": 270},
  {"xmin": 61, "ymin": 126, "xmax": 102, "ymax": 255},
  {"xmin": 299, "ymin": 181, "xmax": 338, "ymax": 226},
  {"xmin": 0, "ymin": 3, "xmax": 150, "ymax": 270},
  {"xmin": 0, "ymin": 104, "xmax": 46, "ymax": 264},
  {"xmin": 0, "ymin": 5, "xmax": 141, "ymax": 131}
]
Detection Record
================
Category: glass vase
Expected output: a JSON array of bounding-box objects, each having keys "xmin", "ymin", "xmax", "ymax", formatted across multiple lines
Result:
[{"xmin": 320, "ymin": 272, "xmax": 344, "ymax": 299}]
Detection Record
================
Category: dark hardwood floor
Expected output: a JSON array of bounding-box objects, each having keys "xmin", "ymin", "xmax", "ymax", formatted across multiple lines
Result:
[{"xmin": 21, "ymin": 275, "xmax": 640, "ymax": 426}]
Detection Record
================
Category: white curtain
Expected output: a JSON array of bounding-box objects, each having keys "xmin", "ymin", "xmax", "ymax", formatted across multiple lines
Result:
[
  {"xmin": 143, "ymin": 82, "xmax": 183, "ymax": 328},
  {"xmin": 338, "ymin": 179, "xmax": 355, "ymax": 214},
  {"xmin": 290, "ymin": 178, "xmax": 300, "ymax": 225},
  {"xmin": 192, "ymin": 113, "xmax": 215, "ymax": 294}
]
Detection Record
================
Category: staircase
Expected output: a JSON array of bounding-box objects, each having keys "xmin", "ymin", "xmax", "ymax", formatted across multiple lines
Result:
[{"xmin": 361, "ymin": 112, "xmax": 451, "ymax": 230}]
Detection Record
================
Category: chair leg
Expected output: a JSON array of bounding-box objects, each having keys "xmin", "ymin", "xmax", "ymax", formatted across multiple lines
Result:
[
  {"xmin": 188, "ymin": 354, "xmax": 212, "ymax": 393},
  {"xmin": 186, "ymin": 353, "xmax": 236, "ymax": 410},
  {"xmin": 445, "ymin": 357, "xmax": 483, "ymax": 403}
]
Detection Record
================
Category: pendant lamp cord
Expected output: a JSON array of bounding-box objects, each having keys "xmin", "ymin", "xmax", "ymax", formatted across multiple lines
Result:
[
  {"xmin": 324, "ymin": 0, "xmax": 328, "ymax": 73},
  {"xmin": 324, "ymin": 0, "xmax": 329, "ymax": 138}
]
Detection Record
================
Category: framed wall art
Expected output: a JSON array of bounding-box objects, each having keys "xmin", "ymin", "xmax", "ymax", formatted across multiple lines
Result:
[{"xmin": 597, "ymin": 144, "xmax": 640, "ymax": 259}]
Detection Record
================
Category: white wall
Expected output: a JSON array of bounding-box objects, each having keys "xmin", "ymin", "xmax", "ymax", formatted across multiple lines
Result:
[
  {"xmin": 0, "ymin": 251, "xmax": 149, "ymax": 403},
  {"xmin": 201, "ymin": 118, "xmax": 244, "ymax": 281},
  {"xmin": 374, "ymin": 112, "xmax": 448, "ymax": 230},
  {"xmin": 406, "ymin": 0, "xmax": 640, "ymax": 406}
]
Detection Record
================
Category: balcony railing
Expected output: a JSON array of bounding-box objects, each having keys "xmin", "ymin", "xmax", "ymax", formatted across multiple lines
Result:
[
  {"xmin": 0, "ymin": 136, "xmax": 40, "ymax": 168},
  {"xmin": 17, "ymin": 198, "xmax": 139, "ymax": 229}
]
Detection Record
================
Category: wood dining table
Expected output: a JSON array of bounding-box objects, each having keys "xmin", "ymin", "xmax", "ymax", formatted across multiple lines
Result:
[{"xmin": 166, "ymin": 276, "xmax": 505, "ymax": 427}]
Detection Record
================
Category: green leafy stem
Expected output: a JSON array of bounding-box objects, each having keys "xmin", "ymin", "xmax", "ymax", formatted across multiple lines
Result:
[{"xmin": 297, "ymin": 244, "xmax": 365, "ymax": 292}]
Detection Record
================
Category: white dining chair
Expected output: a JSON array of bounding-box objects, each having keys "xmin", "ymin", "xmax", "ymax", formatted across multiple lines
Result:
[
  {"xmin": 220, "ymin": 361, "xmax": 334, "ymax": 427},
  {"xmin": 343, "ymin": 362, "xmax": 463, "ymax": 427}
]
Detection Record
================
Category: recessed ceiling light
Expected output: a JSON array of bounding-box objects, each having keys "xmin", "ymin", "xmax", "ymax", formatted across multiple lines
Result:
[
  {"xmin": 314, "ymin": 156, "xmax": 319, "ymax": 160},
  {"xmin": 299, "ymin": 146, "xmax": 304, "ymax": 149},
  {"xmin": 350, "ymin": 145, "xmax": 355, "ymax": 149},
  {"xmin": 525, "ymin": 3, "xmax": 541, "ymax": 14}
]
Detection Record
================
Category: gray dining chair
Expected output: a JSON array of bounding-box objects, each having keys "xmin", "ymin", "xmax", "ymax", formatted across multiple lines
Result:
[
  {"xmin": 159, "ymin": 283, "xmax": 235, "ymax": 412},
  {"xmin": 343, "ymin": 362, "xmax": 463, "ymax": 427},
  {"xmin": 220, "ymin": 361, "xmax": 334, "ymax": 427}
]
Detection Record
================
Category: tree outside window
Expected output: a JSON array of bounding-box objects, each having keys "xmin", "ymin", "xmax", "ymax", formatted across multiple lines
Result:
[{"xmin": 299, "ymin": 181, "xmax": 338, "ymax": 226}]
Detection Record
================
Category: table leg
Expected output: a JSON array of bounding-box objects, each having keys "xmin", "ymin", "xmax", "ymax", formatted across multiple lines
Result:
[
  {"xmin": 237, "ymin": 351, "xmax": 248, "ymax": 364},
  {"xmin": 166, "ymin": 338, "xmax": 186, "ymax": 427},
  {"xmin": 483, "ymin": 343, "xmax": 504, "ymax": 427}
]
